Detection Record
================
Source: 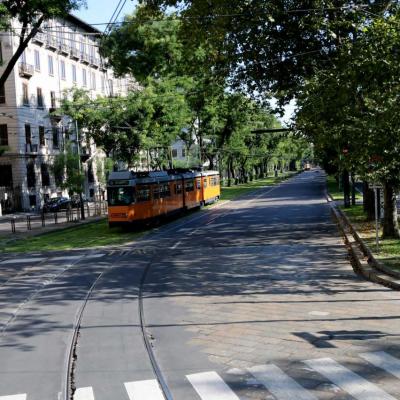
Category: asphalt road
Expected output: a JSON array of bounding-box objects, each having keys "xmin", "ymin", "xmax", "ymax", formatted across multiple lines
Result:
[{"xmin": 1, "ymin": 169, "xmax": 400, "ymax": 400}]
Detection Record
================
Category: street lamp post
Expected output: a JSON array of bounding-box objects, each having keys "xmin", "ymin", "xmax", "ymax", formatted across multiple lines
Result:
[{"xmin": 75, "ymin": 119, "xmax": 85, "ymax": 220}]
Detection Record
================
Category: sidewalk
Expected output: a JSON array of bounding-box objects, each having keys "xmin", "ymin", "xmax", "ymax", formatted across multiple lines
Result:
[{"xmin": 0, "ymin": 203, "xmax": 107, "ymax": 240}]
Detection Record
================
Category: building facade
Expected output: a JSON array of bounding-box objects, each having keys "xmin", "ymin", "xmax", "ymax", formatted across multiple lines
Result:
[{"xmin": 0, "ymin": 14, "xmax": 132, "ymax": 213}]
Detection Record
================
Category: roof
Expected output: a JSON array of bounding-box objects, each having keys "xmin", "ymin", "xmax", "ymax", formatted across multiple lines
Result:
[{"xmin": 66, "ymin": 13, "xmax": 102, "ymax": 34}]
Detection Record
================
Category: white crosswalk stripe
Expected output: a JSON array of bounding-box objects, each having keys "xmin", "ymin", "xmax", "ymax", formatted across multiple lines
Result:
[
  {"xmin": 248, "ymin": 364, "xmax": 318, "ymax": 400},
  {"xmin": 305, "ymin": 357, "xmax": 397, "ymax": 400},
  {"xmin": 360, "ymin": 351, "xmax": 400, "ymax": 380},
  {"xmin": 74, "ymin": 386, "xmax": 95, "ymax": 400},
  {"xmin": 0, "ymin": 395, "xmax": 26, "ymax": 400},
  {"xmin": 186, "ymin": 371, "xmax": 240, "ymax": 400},
  {"xmin": 124, "ymin": 380, "xmax": 164, "ymax": 400}
]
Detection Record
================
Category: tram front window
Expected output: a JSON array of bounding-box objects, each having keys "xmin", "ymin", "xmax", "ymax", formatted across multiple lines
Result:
[{"xmin": 108, "ymin": 187, "xmax": 135, "ymax": 206}]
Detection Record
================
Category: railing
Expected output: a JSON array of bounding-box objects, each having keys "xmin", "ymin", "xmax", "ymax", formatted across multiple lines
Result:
[
  {"xmin": 18, "ymin": 63, "xmax": 34, "ymax": 78},
  {"xmin": 33, "ymin": 32, "xmax": 46, "ymax": 44},
  {"xmin": 46, "ymin": 35, "xmax": 57, "ymax": 49},
  {"xmin": 80, "ymin": 52, "xmax": 89, "ymax": 63},
  {"xmin": 70, "ymin": 47, "xmax": 79, "ymax": 59},
  {"xmin": 89, "ymin": 56, "xmax": 100, "ymax": 67},
  {"xmin": 25, "ymin": 143, "xmax": 38, "ymax": 153},
  {"xmin": 58, "ymin": 42, "xmax": 69, "ymax": 55}
]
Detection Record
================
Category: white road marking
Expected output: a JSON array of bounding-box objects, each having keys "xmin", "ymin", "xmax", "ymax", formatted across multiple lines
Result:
[
  {"xmin": 0, "ymin": 395, "xmax": 27, "ymax": 400},
  {"xmin": 360, "ymin": 351, "xmax": 400, "ymax": 379},
  {"xmin": 51, "ymin": 254, "xmax": 105, "ymax": 261},
  {"xmin": 74, "ymin": 387, "xmax": 95, "ymax": 400},
  {"xmin": 305, "ymin": 357, "xmax": 397, "ymax": 400},
  {"xmin": 170, "ymin": 241, "xmax": 181, "ymax": 249},
  {"xmin": 124, "ymin": 380, "xmax": 164, "ymax": 400},
  {"xmin": 308, "ymin": 311, "xmax": 330, "ymax": 316},
  {"xmin": 248, "ymin": 364, "xmax": 317, "ymax": 400},
  {"xmin": 186, "ymin": 371, "xmax": 240, "ymax": 400},
  {"xmin": 0, "ymin": 257, "xmax": 46, "ymax": 265}
]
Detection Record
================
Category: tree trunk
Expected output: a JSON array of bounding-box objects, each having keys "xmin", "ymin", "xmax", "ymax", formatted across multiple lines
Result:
[
  {"xmin": 382, "ymin": 182, "xmax": 400, "ymax": 238},
  {"xmin": 363, "ymin": 182, "xmax": 375, "ymax": 221},
  {"xmin": 342, "ymin": 169, "xmax": 351, "ymax": 208}
]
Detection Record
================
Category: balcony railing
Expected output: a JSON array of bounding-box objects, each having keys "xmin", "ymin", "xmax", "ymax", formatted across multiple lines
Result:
[
  {"xmin": 32, "ymin": 32, "xmax": 46, "ymax": 45},
  {"xmin": 25, "ymin": 143, "xmax": 38, "ymax": 154},
  {"xmin": 46, "ymin": 35, "xmax": 57, "ymax": 50},
  {"xmin": 70, "ymin": 47, "xmax": 79, "ymax": 60},
  {"xmin": 58, "ymin": 42, "xmax": 69, "ymax": 55},
  {"xmin": 18, "ymin": 63, "xmax": 34, "ymax": 78},
  {"xmin": 80, "ymin": 52, "xmax": 89, "ymax": 64},
  {"xmin": 89, "ymin": 56, "xmax": 100, "ymax": 68}
]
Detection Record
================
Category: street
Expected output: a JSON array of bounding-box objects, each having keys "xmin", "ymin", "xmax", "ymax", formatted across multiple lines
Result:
[{"xmin": 1, "ymin": 170, "xmax": 400, "ymax": 400}]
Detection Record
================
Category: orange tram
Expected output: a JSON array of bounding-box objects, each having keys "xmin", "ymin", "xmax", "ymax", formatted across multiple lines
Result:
[{"xmin": 107, "ymin": 169, "xmax": 221, "ymax": 227}]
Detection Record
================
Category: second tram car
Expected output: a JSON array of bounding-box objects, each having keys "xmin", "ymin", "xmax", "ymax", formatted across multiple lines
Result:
[{"xmin": 107, "ymin": 169, "xmax": 220, "ymax": 227}]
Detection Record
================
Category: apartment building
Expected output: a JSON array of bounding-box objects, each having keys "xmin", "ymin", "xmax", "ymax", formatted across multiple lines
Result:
[{"xmin": 0, "ymin": 14, "xmax": 133, "ymax": 214}]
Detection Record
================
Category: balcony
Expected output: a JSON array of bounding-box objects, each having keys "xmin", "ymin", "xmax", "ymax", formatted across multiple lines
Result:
[
  {"xmin": 89, "ymin": 56, "xmax": 100, "ymax": 68},
  {"xmin": 32, "ymin": 32, "xmax": 45, "ymax": 45},
  {"xmin": 80, "ymin": 52, "xmax": 89, "ymax": 64},
  {"xmin": 58, "ymin": 42, "xmax": 69, "ymax": 55},
  {"xmin": 70, "ymin": 47, "xmax": 79, "ymax": 60},
  {"xmin": 45, "ymin": 35, "xmax": 57, "ymax": 50},
  {"xmin": 25, "ymin": 143, "xmax": 38, "ymax": 154},
  {"xmin": 19, "ymin": 63, "xmax": 34, "ymax": 79}
]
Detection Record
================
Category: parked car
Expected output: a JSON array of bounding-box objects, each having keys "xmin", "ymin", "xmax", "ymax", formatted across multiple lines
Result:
[
  {"xmin": 43, "ymin": 197, "xmax": 71, "ymax": 213},
  {"xmin": 70, "ymin": 194, "xmax": 88, "ymax": 208}
]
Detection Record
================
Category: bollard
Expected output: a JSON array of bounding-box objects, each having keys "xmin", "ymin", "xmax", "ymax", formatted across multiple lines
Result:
[
  {"xmin": 11, "ymin": 217, "xmax": 16, "ymax": 233},
  {"xmin": 27, "ymin": 215, "xmax": 31, "ymax": 230},
  {"xmin": 54, "ymin": 212, "xmax": 58, "ymax": 224},
  {"xmin": 41, "ymin": 212, "xmax": 45, "ymax": 227}
]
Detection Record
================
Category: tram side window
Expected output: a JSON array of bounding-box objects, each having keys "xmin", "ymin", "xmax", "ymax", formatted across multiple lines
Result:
[
  {"xmin": 108, "ymin": 187, "xmax": 134, "ymax": 206},
  {"xmin": 196, "ymin": 179, "xmax": 201, "ymax": 190},
  {"xmin": 159, "ymin": 183, "xmax": 171, "ymax": 198},
  {"xmin": 153, "ymin": 185, "xmax": 160, "ymax": 199},
  {"xmin": 185, "ymin": 180, "xmax": 194, "ymax": 192},
  {"xmin": 137, "ymin": 186, "xmax": 151, "ymax": 202},
  {"xmin": 210, "ymin": 176, "xmax": 218, "ymax": 186},
  {"xmin": 175, "ymin": 183, "xmax": 182, "ymax": 194},
  {"xmin": 203, "ymin": 178, "xmax": 208, "ymax": 188}
]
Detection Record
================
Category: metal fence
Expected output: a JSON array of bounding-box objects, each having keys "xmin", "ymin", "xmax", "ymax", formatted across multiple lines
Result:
[{"xmin": 1, "ymin": 201, "xmax": 108, "ymax": 234}]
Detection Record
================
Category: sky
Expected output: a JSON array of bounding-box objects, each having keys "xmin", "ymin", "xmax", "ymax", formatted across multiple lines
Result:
[{"xmin": 73, "ymin": 0, "xmax": 138, "ymax": 29}]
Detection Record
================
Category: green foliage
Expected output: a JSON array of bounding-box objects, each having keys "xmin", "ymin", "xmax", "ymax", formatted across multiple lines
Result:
[{"xmin": 51, "ymin": 145, "xmax": 84, "ymax": 195}]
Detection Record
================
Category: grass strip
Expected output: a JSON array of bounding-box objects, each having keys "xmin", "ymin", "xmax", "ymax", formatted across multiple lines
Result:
[
  {"xmin": 0, "ymin": 171, "xmax": 297, "ymax": 253},
  {"xmin": 327, "ymin": 175, "xmax": 400, "ymax": 272}
]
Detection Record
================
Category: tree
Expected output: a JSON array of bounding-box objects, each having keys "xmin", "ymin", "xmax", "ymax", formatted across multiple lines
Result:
[{"xmin": 0, "ymin": 0, "xmax": 85, "ymax": 88}]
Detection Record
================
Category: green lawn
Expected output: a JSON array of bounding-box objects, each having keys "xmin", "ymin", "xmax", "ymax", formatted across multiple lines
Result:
[
  {"xmin": 0, "ymin": 171, "xmax": 297, "ymax": 253},
  {"xmin": 327, "ymin": 175, "xmax": 400, "ymax": 272},
  {"xmin": 0, "ymin": 219, "xmax": 144, "ymax": 253}
]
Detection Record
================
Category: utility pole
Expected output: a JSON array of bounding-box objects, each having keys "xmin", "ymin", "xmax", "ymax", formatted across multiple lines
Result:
[{"xmin": 75, "ymin": 119, "xmax": 85, "ymax": 220}]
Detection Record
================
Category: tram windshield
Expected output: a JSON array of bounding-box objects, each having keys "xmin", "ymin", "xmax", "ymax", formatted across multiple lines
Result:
[{"xmin": 107, "ymin": 187, "xmax": 135, "ymax": 206}]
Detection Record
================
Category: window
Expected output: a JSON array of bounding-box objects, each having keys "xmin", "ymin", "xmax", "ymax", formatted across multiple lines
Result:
[
  {"xmin": 101, "ymin": 75, "xmax": 105, "ymax": 92},
  {"xmin": 0, "ymin": 124, "xmax": 8, "ymax": 146},
  {"xmin": 0, "ymin": 165, "xmax": 12, "ymax": 187},
  {"xmin": 50, "ymin": 91, "xmax": 56, "ymax": 108},
  {"xmin": 69, "ymin": 32, "xmax": 75, "ymax": 48},
  {"xmin": 185, "ymin": 180, "xmax": 195, "ymax": 192},
  {"xmin": 87, "ymin": 163, "xmax": 94, "ymax": 183},
  {"xmin": 34, "ymin": 50, "xmax": 40, "ymax": 71},
  {"xmin": 160, "ymin": 183, "xmax": 171, "ymax": 198},
  {"xmin": 210, "ymin": 176, "xmax": 219, "ymax": 186},
  {"xmin": 25, "ymin": 124, "xmax": 31, "ymax": 144},
  {"xmin": 52, "ymin": 127, "xmax": 59, "ymax": 148},
  {"xmin": 72, "ymin": 64, "xmax": 77, "ymax": 83},
  {"xmin": 108, "ymin": 79, "xmax": 113, "ymax": 96},
  {"xmin": 48, "ymin": 55, "xmax": 54, "ymax": 75},
  {"xmin": 27, "ymin": 163, "xmax": 36, "ymax": 188},
  {"xmin": 107, "ymin": 187, "xmax": 134, "ymax": 206},
  {"xmin": 39, "ymin": 126, "xmax": 45, "ymax": 146},
  {"xmin": 153, "ymin": 185, "xmax": 160, "ymax": 199},
  {"xmin": 196, "ymin": 179, "xmax": 201, "ymax": 190},
  {"xmin": 172, "ymin": 149, "xmax": 178, "ymax": 158},
  {"xmin": 60, "ymin": 60, "xmax": 66, "ymax": 80},
  {"xmin": 22, "ymin": 83, "xmax": 29, "ymax": 105},
  {"xmin": 175, "ymin": 183, "xmax": 182, "ymax": 195},
  {"xmin": 0, "ymin": 85, "xmax": 5, "ymax": 104},
  {"xmin": 91, "ymin": 72, "xmax": 96, "ymax": 89},
  {"xmin": 82, "ymin": 69, "xmax": 87, "ymax": 86},
  {"xmin": 37, "ymin": 87, "xmax": 44, "ymax": 108},
  {"xmin": 136, "ymin": 186, "xmax": 151, "ymax": 202},
  {"xmin": 203, "ymin": 178, "xmax": 208, "ymax": 188},
  {"xmin": 41, "ymin": 163, "xmax": 50, "ymax": 186}
]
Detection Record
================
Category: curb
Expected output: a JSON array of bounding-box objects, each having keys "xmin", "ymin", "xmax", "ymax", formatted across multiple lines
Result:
[{"xmin": 327, "ymin": 193, "xmax": 400, "ymax": 290}]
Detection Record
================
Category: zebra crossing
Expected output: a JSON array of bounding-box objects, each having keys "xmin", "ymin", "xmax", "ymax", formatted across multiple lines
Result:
[{"xmin": 2, "ymin": 351, "xmax": 400, "ymax": 399}]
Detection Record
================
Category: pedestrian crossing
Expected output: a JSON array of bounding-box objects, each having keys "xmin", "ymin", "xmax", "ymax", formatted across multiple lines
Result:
[{"xmin": 3, "ymin": 351, "xmax": 400, "ymax": 399}]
